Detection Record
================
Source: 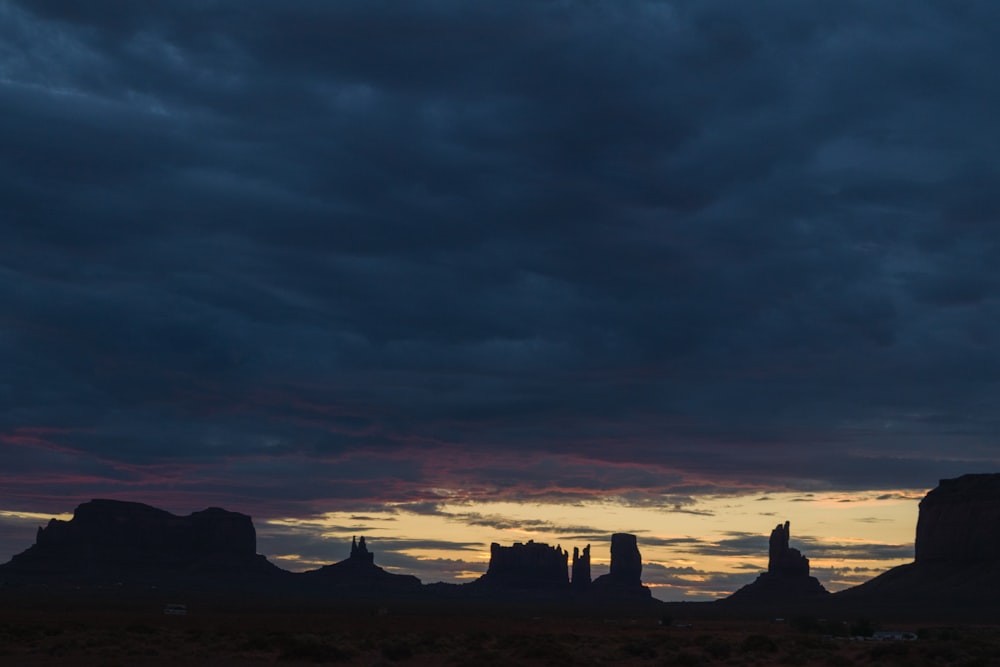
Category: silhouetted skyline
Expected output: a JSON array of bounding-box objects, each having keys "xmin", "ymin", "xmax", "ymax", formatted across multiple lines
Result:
[{"xmin": 2, "ymin": 2, "xmax": 998, "ymax": 599}]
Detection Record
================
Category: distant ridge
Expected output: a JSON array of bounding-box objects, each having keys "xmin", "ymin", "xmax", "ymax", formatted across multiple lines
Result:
[
  {"xmin": 0, "ymin": 499, "xmax": 657, "ymax": 606},
  {"xmin": 1, "ymin": 499, "xmax": 281, "ymax": 581},
  {"xmin": 21, "ymin": 479, "xmax": 997, "ymax": 614}
]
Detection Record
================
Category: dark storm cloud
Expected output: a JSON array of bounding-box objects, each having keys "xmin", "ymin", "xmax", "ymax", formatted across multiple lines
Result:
[{"xmin": 2, "ymin": 0, "xmax": 1000, "ymax": 518}]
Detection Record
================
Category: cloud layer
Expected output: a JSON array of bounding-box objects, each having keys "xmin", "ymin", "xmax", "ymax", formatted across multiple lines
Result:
[{"xmin": 2, "ymin": 1, "xmax": 1000, "ymax": 521}]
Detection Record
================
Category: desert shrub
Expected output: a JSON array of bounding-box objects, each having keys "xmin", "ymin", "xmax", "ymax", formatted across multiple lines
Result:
[
  {"xmin": 960, "ymin": 658, "xmax": 989, "ymax": 667},
  {"xmin": 790, "ymin": 634, "xmax": 836, "ymax": 651},
  {"xmin": 922, "ymin": 642, "xmax": 959, "ymax": 662},
  {"xmin": 694, "ymin": 633, "xmax": 731, "ymax": 660},
  {"xmin": 703, "ymin": 637, "xmax": 731, "ymax": 659},
  {"xmin": 657, "ymin": 635, "xmax": 679, "ymax": 653},
  {"xmin": 0, "ymin": 623, "xmax": 39, "ymax": 642},
  {"xmin": 381, "ymin": 637, "xmax": 415, "ymax": 661},
  {"xmin": 741, "ymin": 633, "xmax": 778, "ymax": 654},
  {"xmin": 622, "ymin": 637, "xmax": 658, "ymax": 658},
  {"xmin": 849, "ymin": 618, "xmax": 876, "ymax": 638},
  {"xmin": 184, "ymin": 628, "xmax": 206, "ymax": 642},
  {"xmin": 278, "ymin": 634, "xmax": 353, "ymax": 663},
  {"xmin": 415, "ymin": 631, "xmax": 442, "ymax": 651},
  {"xmin": 673, "ymin": 650, "xmax": 702, "ymax": 666},
  {"xmin": 826, "ymin": 620, "xmax": 852, "ymax": 637},
  {"xmin": 46, "ymin": 638, "xmax": 81, "ymax": 656},
  {"xmin": 866, "ymin": 641, "xmax": 910, "ymax": 663},
  {"xmin": 465, "ymin": 630, "xmax": 489, "ymax": 645},
  {"xmin": 448, "ymin": 650, "xmax": 506, "ymax": 667},
  {"xmin": 780, "ymin": 651, "xmax": 808, "ymax": 666},
  {"xmin": 124, "ymin": 623, "xmax": 156, "ymax": 635},
  {"xmin": 822, "ymin": 654, "xmax": 853, "ymax": 667},
  {"xmin": 498, "ymin": 633, "xmax": 574, "ymax": 664},
  {"xmin": 791, "ymin": 616, "xmax": 822, "ymax": 634},
  {"xmin": 239, "ymin": 632, "xmax": 281, "ymax": 652}
]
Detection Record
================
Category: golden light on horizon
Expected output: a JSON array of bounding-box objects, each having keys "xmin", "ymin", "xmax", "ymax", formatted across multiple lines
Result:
[{"xmin": 256, "ymin": 488, "xmax": 927, "ymax": 600}]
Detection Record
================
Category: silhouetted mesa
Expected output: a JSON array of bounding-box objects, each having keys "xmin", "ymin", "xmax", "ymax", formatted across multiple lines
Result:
[
  {"xmin": 837, "ymin": 473, "xmax": 1000, "ymax": 608},
  {"xmin": 0, "ymin": 500, "xmax": 657, "ymax": 607},
  {"xmin": 591, "ymin": 533, "xmax": 652, "ymax": 599},
  {"xmin": 2, "ymin": 499, "xmax": 279, "ymax": 578},
  {"xmin": 724, "ymin": 521, "xmax": 828, "ymax": 603},
  {"xmin": 469, "ymin": 535, "xmax": 653, "ymax": 600},
  {"xmin": 474, "ymin": 540, "xmax": 569, "ymax": 589},
  {"xmin": 300, "ymin": 535, "xmax": 421, "ymax": 591},
  {"xmin": 915, "ymin": 473, "xmax": 1000, "ymax": 563}
]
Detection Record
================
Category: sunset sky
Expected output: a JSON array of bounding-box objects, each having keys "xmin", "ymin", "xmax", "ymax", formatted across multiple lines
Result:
[{"xmin": 2, "ymin": 1, "xmax": 999, "ymax": 601}]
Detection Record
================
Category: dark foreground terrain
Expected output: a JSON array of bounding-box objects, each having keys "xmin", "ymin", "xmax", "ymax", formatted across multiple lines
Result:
[{"xmin": 2, "ymin": 595, "xmax": 999, "ymax": 667}]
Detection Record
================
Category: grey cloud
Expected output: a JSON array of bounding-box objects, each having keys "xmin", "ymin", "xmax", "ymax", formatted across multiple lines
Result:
[
  {"xmin": 2, "ymin": 0, "xmax": 1000, "ymax": 525},
  {"xmin": 646, "ymin": 531, "xmax": 912, "ymax": 564}
]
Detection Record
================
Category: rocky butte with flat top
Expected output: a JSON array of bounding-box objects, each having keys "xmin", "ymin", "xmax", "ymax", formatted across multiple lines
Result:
[
  {"xmin": 837, "ymin": 473, "xmax": 1000, "ymax": 608},
  {"xmin": 471, "ymin": 533, "xmax": 652, "ymax": 600},
  {"xmin": 1, "ymin": 499, "xmax": 281, "ymax": 580},
  {"xmin": 590, "ymin": 533, "xmax": 652, "ymax": 599},
  {"xmin": 473, "ymin": 540, "xmax": 570, "ymax": 589},
  {"xmin": 915, "ymin": 473, "xmax": 1000, "ymax": 563}
]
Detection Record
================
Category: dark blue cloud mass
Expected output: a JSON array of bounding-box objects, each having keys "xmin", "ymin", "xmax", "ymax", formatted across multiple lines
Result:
[{"xmin": 1, "ymin": 0, "xmax": 1000, "ymax": 518}]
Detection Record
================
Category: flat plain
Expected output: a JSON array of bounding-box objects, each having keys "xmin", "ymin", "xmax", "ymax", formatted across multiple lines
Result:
[{"xmin": 2, "ymin": 598, "xmax": 999, "ymax": 667}]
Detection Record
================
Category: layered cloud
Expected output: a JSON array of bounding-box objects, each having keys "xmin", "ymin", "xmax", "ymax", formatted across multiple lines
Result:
[{"xmin": 1, "ymin": 0, "xmax": 999, "ymax": 530}]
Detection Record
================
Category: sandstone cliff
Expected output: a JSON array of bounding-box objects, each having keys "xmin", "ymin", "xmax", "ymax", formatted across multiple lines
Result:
[
  {"xmin": 837, "ymin": 473, "xmax": 1000, "ymax": 610},
  {"xmin": 2, "ymin": 499, "xmax": 280, "ymax": 579},
  {"xmin": 591, "ymin": 533, "xmax": 652, "ymax": 599},
  {"xmin": 915, "ymin": 473, "xmax": 1000, "ymax": 563},
  {"xmin": 474, "ymin": 540, "xmax": 569, "ymax": 589},
  {"xmin": 469, "ymin": 534, "xmax": 651, "ymax": 600}
]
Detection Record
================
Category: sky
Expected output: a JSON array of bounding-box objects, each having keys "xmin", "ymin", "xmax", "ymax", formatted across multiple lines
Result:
[{"xmin": 1, "ymin": 1, "xmax": 999, "ymax": 601}]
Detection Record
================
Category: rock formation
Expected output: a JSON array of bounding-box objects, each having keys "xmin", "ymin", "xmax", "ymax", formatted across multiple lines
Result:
[
  {"xmin": 915, "ymin": 473, "xmax": 1000, "ymax": 563},
  {"xmin": 300, "ymin": 535, "xmax": 421, "ymax": 590},
  {"xmin": 0, "ymin": 499, "xmax": 662, "ymax": 607},
  {"xmin": 350, "ymin": 536, "xmax": 375, "ymax": 564},
  {"xmin": 591, "ymin": 533, "xmax": 651, "ymax": 598},
  {"xmin": 768, "ymin": 521, "xmax": 811, "ymax": 576},
  {"xmin": 724, "ymin": 521, "xmax": 827, "ymax": 603},
  {"xmin": 837, "ymin": 474, "xmax": 1000, "ymax": 610},
  {"xmin": 467, "ymin": 534, "xmax": 654, "ymax": 601},
  {"xmin": 474, "ymin": 540, "xmax": 569, "ymax": 589},
  {"xmin": 2, "ymin": 499, "xmax": 277, "ymax": 577},
  {"xmin": 611, "ymin": 533, "xmax": 642, "ymax": 581},
  {"xmin": 571, "ymin": 545, "xmax": 591, "ymax": 588}
]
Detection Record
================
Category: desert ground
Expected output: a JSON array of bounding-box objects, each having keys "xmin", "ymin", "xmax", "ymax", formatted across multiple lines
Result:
[{"xmin": 2, "ymin": 595, "xmax": 999, "ymax": 666}]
